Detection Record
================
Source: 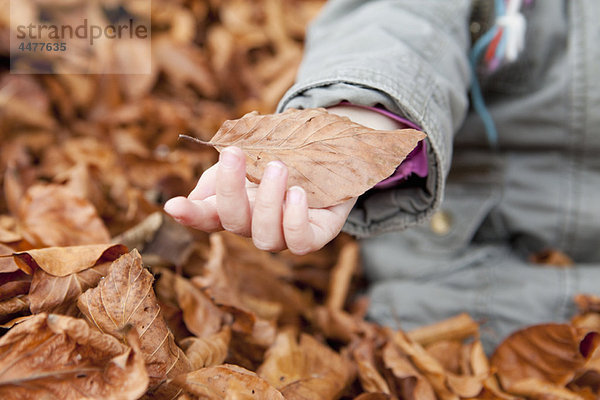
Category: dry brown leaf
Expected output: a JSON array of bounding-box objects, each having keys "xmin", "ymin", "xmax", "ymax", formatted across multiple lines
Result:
[
  {"xmin": 196, "ymin": 250, "xmax": 312, "ymax": 327},
  {"xmin": 507, "ymin": 377, "xmax": 584, "ymax": 399},
  {"xmin": 174, "ymin": 273, "xmax": 223, "ymax": 338},
  {"xmin": 0, "ymin": 295, "xmax": 29, "ymax": 322},
  {"xmin": 353, "ymin": 394, "xmax": 392, "ymax": 400},
  {"xmin": 28, "ymin": 262, "xmax": 110, "ymax": 315},
  {"xmin": 154, "ymin": 35, "xmax": 219, "ymax": 98},
  {"xmin": 0, "ymin": 270, "xmax": 31, "ymax": 301},
  {"xmin": 182, "ymin": 107, "xmax": 426, "ymax": 208},
  {"xmin": 426, "ymin": 340, "xmax": 464, "ymax": 375},
  {"xmin": 0, "ymin": 313, "xmax": 148, "ymax": 400},
  {"xmin": 153, "ymin": 266, "xmax": 194, "ymax": 341},
  {"xmin": 314, "ymin": 306, "xmax": 378, "ymax": 343},
  {"xmin": 529, "ymin": 249, "xmax": 574, "ymax": 267},
  {"xmin": 352, "ymin": 339, "xmax": 391, "ymax": 394},
  {"xmin": 381, "ymin": 340, "xmax": 436, "ymax": 400},
  {"xmin": 180, "ymin": 326, "xmax": 232, "ymax": 370},
  {"xmin": 172, "ymin": 364, "xmax": 285, "ymax": 400},
  {"xmin": 8, "ymin": 243, "xmax": 127, "ymax": 275},
  {"xmin": 391, "ymin": 330, "xmax": 459, "ymax": 400},
  {"xmin": 408, "ymin": 313, "xmax": 479, "ymax": 346},
  {"xmin": 18, "ymin": 183, "xmax": 111, "ymax": 247},
  {"xmin": 258, "ymin": 329, "xmax": 354, "ymax": 399},
  {"xmin": 0, "ymin": 243, "xmax": 19, "ymax": 274},
  {"xmin": 77, "ymin": 250, "xmax": 191, "ymax": 396},
  {"xmin": 574, "ymin": 294, "xmax": 600, "ymax": 314},
  {"xmin": 0, "ymin": 226, "xmax": 21, "ymax": 243},
  {"xmin": 491, "ymin": 324, "xmax": 598, "ymax": 392},
  {"xmin": 326, "ymin": 240, "xmax": 359, "ymax": 311}
]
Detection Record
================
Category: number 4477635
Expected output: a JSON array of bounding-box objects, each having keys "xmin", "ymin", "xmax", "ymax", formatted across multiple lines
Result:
[{"xmin": 18, "ymin": 42, "xmax": 66, "ymax": 52}]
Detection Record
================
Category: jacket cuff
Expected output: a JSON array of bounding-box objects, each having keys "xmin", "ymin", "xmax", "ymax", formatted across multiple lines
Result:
[{"xmin": 277, "ymin": 80, "xmax": 444, "ymax": 238}]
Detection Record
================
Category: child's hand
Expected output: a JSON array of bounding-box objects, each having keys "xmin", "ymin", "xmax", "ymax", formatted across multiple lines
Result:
[{"xmin": 164, "ymin": 146, "xmax": 357, "ymax": 255}]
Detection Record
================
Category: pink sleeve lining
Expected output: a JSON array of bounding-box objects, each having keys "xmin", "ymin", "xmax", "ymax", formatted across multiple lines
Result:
[{"xmin": 337, "ymin": 103, "xmax": 428, "ymax": 189}]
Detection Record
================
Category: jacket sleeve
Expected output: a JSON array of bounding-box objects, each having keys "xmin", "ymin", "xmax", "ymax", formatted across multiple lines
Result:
[{"xmin": 277, "ymin": 0, "xmax": 473, "ymax": 238}]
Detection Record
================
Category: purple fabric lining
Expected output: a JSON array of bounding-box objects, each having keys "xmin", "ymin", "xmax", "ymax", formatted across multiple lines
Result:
[{"xmin": 336, "ymin": 103, "xmax": 428, "ymax": 189}]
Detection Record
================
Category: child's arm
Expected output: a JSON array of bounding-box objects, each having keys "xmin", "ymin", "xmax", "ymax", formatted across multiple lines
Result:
[
  {"xmin": 164, "ymin": 106, "xmax": 407, "ymax": 254},
  {"xmin": 279, "ymin": 0, "xmax": 473, "ymax": 238}
]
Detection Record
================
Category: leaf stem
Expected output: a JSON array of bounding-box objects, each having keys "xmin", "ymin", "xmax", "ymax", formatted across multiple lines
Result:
[{"xmin": 178, "ymin": 134, "xmax": 214, "ymax": 148}]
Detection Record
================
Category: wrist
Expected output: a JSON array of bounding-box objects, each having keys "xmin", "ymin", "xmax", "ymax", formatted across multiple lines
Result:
[{"xmin": 326, "ymin": 105, "xmax": 407, "ymax": 131}]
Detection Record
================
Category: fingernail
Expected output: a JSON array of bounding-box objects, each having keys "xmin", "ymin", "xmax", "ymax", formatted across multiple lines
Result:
[
  {"xmin": 287, "ymin": 186, "xmax": 305, "ymax": 205},
  {"xmin": 220, "ymin": 148, "xmax": 238, "ymax": 168},
  {"xmin": 163, "ymin": 198, "xmax": 177, "ymax": 214},
  {"xmin": 263, "ymin": 161, "xmax": 284, "ymax": 180}
]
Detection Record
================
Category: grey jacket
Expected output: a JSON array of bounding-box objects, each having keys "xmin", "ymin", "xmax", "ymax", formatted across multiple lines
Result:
[{"xmin": 278, "ymin": 0, "xmax": 600, "ymax": 349}]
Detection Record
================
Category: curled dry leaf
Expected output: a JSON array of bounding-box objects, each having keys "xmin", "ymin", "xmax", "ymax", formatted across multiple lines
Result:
[
  {"xmin": 0, "ymin": 270, "xmax": 31, "ymax": 301},
  {"xmin": 174, "ymin": 272, "xmax": 223, "ymax": 338},
  {"xmin": 491, "ymin": 323, "xmax": 600, "ymax": 393},
  {"xmin": 574, "ymin": 294, "xmax": 600, "ymax": 314},
  {"xmin": 17, "ymin": 183, "xmax": 111, "ymax": 247},
  {"xmin": 0, "ymin": 244, "xmax": 19, "ymax": 274},
  {"xmin": 353, "ymin": 394, "xmax": 393, "ymax": 400},
  {"xmin": 381, "ymin": 341, "xmax": 436, "ymax": 400},
  {"xmin": 28, "ymin": 262, "xmax": 110, "ymax": 315},
  {"xmin": 180, "ymin": 326, "xmax": 232, "ymax": 370},
  {"xmin": 9, "ymin": 243, "xmax": 128, "ymax": 275},
  {"xmin": 326, "ymin": 240, "xmax": 359, "ymax": 311},
  {"xmin": 0, "ymin": 313, "xmax": 148, "ymax": 400},
  {"xmin": 352, "ymin": 339, "xmax": 391, "ymax": 394},
  {"xmin": 181, "ymin": 107, "xmax": 426, "ymax": 208},
  {"xmin": 258, "ymin": 329, "xmax": 355, "ymax": 400},
  {"xmin": 172, "ymin": 364, "xmax": 285, "ymax": 400},
  {"xmin": 314, "ymin": 306, "xmax": 378, "ymax": 343},
  {"xmin": 0, "ymin": 244, "xmax": 31, "ymax": 302},
  {"xmin": 77, "ymin": 250, "xmax": 191, "ymax": 396},
  {"xmin": 0, "ymin": 295, "xmax": 29, "ymax": 322},
  {"xmin": 391, "ymin": 330, "xmax": 459, "ymax": 400},
  {"xmin": 408, "ymin": 313, "xmax": 479, "ymax": 347}
]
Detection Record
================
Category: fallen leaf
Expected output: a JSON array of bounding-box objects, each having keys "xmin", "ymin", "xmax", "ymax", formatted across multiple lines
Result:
[
  {"xmin": 0, "ymin": 244, "xmax": 18, "ymax": 272},
  {"xmin": 77, "ymin": 250, "xmax": 191, "ymax": 396},
  {"xmin": 180, "ymin": 326, "xmax": 232, "ymax": 370},
  {"xmin": 353, "ymin": 394, "xmax": 392, "ymax": 400},
  {"xmin": 314, "ymin": 306, "xmax": 377, "ymax": 343},
  {"xmin": 529, "ymin": 249, "xmax": 574, "ymax": 267},
  {"xmin": 172, "ymin": 364, "xmax": 285, "ymax": 399},
  {"xmin": 491, "ymin": 324, "xmax": 599, "ymax": 392},
  {"xmin": 326, "ymin": 241, "xmax": 359, "ymax": 311},
  {"xmin": 408, "ymin": 313, "xmax": 479, "ymax": 347},
  {"xmin": 0, "ymin": 313, "xmax": 148, "ymax": 400},
  {"xmin": 381, "ymin": 340, "xmax": 436, "ymax": 400},
  {"xmin": 174, "ymin": 272, "xmax": 223, "ymax": 338},
  {"xmin": 352, "ymin": 339, "xmax": 391, "ymax": 394},
  {"xmin": 507, "ymin": 377, "xmax": 583, "ymax": 399},
  {"xmin": 28, "ymin": 262, "xmax": 110, "ymax": 315},
  {"xmin": 17, "ymin": 183, "xmax": 111, "ymax": 247},
  {"xmin": 428, "ymin": 341, "xmax": 468, "ymax": 379},
  {"xmin": 8, "ymin": 243, "xmax": 128, "ymax": 275},
  {"xmin": 0, "ymin": 295, "xmax": 29, "ymax": 322},
  {"xmin": 575, "ymin": 294, "xmax": 600, "ymax": 314},
  {"xmin": 390, "ymin": 330, "xmax": 458, "ymax": 400},
  {"xmin": 258, "ymin": 329, "xmax": 354, "ymax": 399},
  {"xmin": 0, "ymin": 226, "xmax": 21, "ymax": 243},
  {"xmin": 181, "ymin": 107, "xmax": 426, "ymax": 207},
  {"xmin": 0, "ymin": 270, "xmax": 31, "ymax": 301}
]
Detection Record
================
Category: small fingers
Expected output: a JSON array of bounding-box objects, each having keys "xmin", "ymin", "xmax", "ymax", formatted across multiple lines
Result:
[
  {"xmin": 188, "ymin": 163, "xmax": 218, "ymax": 200},
  {"xmin": 251, "ymin": 161, "xmax": 288, "ymax": 251},
  {"xmin": 164, "ymin": 196, "xmax": 222, "ymax": 232},
  {"xmin": 282, "ymin": 186, "xmax": 316, "ymax": 255},
  {"xmin": 216, "ymin": 147, "xmax": 252, "ymax": 236}
]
